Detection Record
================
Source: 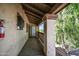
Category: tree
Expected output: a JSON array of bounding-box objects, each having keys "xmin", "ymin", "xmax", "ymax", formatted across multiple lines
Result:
[{"xmin": 56, "ymin": 4, "xmax": 79, "ymax": 49}]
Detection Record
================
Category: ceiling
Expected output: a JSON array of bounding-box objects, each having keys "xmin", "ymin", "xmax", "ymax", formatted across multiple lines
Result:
[{"xmin": 22, "ymin": 3, "xmax": 69, "ymax": 25}]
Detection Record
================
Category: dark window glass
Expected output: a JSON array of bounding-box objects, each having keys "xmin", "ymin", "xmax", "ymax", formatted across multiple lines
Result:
[{"xmin": 17, "ymin": 13, "xmax": 24, "ymax": 30}]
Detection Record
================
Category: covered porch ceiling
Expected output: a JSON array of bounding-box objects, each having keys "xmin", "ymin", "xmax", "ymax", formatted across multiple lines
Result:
[{"xmin": 22, "ymin": 3, "xmax": 69, "ymax": 25}]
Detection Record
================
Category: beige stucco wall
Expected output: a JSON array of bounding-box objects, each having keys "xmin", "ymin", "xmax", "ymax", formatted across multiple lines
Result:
[
  {"xmin": 47, "ymin": 20, "xmax": 56, "ymax": 56},
  {"xmin": 43, "ymin": 20, "xmax": 56, "ymax": 56},
  {"xmin": 0, "ymin": 4, "xmax": 29, "ymax": 56}
]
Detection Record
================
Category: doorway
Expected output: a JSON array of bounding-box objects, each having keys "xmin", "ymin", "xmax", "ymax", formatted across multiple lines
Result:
[{"xmin": 29, "ymin": 25, "xmax": 36, "ymax": 37}]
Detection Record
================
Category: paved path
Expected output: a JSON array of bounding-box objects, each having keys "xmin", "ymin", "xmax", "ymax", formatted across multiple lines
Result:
[{"xmin": 18, "ymin": 37, "xmax": 44, "ymax": 56}]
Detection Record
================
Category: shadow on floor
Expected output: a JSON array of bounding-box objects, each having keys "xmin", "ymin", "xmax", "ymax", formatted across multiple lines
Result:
[{"xmin": 18, "ymin": 37, "xmax": 45, "ymax": 56}]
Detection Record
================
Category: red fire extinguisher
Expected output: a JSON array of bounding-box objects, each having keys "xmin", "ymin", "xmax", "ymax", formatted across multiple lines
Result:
[{"xmin": 0, "ymin": 20, "xmax": 5, "ymax": 39}]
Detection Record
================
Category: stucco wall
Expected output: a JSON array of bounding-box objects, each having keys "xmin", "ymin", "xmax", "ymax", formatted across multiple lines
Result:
[
  {"xmin": 47, "ymin": 20, "xmax": 56, "ymax": 56},
  {"xmin": 43, "ymin": 20, "xmax": 56, "ymax": 56},
  {"xmin": 0, "ymin": 4, "xmax": 29, "ymax": 56}
]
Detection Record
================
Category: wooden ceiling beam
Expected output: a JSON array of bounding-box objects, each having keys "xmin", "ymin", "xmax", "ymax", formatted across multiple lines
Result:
[
  {"xmin": 27, "ymin": 3, "xmax": 51, "ymax": 13},
  {"xmin": 26, "ymin": 14, "xmax": 42, "ymax": 25},
  {"xmin": 49, "ymin": 3, "xmax": 62, "ymax": 13},
  {"xmin": 25, "ymin": 10, "xmax": 42, "ymax": 19},
  {"xmin": 27, "ymin": 18, "xmax": 38, "ymax": 25},
  {"xmin": 42, "ymin": 3, "xmax": 69, "ymax": 20},
  {"xmin": 44, "ymin": 3, "xmax": 56, "ymax": 7},
  {"xmin": 52, "ymin": 3, "xmax": 69, "ymax": 14},
  {"xmin": 23, "ymin": 4, "xmax": 44, "ymax": 16},
  {"xmin": 49, "ymin": 3, "xmax": 69, "ymax": 14}
]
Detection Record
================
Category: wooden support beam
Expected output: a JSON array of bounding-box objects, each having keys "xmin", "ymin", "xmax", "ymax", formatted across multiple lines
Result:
[
  {"xmin": 52, "ymin": 3, "xmax": 69, "ymax": 14},
  {"xmin": 23, "ymin": 4, "xmax": 44, "ymax": 16},
  {"xmin": 26, "ymin": 13, "xmax": 41, "ymax": 22},
  {"xmin": 49, "ymin": 3, "xmax": 69, "ymax": 14},
  {"xmin": 44, "ymin": 3, "xmax": 56, "ymax": 7},
  {"xmin": 25, "ymin": 10, "xmax": 42, "ymax": 19},
  {"xmin": 26, "ymin": 14, "xmax": 42, "ymax": 25},
  {"xmin": 49, "ymin": 3, "xmax": 62, "ymax": 13},
  {"xmin": 42, "ymin": 3, "xmax": 69, "ymax": 21},
  {"xmin": 27, "ymin": 3, "xmax": 51, "ymax": 13}
]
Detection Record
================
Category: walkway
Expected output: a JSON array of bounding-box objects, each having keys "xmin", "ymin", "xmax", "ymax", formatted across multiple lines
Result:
[{"xmin": 18, "ymin": 37, "xmax": 45, "ymax": 56}]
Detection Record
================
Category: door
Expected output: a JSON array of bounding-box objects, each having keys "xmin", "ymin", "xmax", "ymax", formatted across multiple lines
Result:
[
  {"xmin": 29, "ymin": 25, "xmax": 36, "ymax": 37},
  {"xmin": 31, "ymin": 26, "xmax": 36, "ymax": 37}
]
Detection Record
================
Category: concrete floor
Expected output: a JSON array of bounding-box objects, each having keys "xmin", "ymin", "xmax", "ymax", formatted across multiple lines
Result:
[{"xmin": 18, "ymin": 37, "xmax": 45, "ymax": 56}]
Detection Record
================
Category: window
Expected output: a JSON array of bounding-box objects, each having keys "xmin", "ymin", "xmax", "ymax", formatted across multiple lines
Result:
[
  {"xmin": 17, "ymin": 13, "xmax": 24, "ymax": 30},
  {"xmin": 39, "ymin": 22, "xmax": 44, "ymax": 33}
]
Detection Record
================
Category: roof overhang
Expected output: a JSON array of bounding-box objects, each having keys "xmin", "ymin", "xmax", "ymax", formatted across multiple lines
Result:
[{"xmin": 22, "ymin": 3, "xmax": 69, "ymax": 25}]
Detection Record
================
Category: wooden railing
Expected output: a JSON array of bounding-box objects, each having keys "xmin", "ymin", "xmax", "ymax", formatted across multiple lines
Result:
[
  {"xmin": 38, "ymin": 32, "xmax": 44, "ymax": 43},
  {"xmin": 56, "ymin": 47, "xmax": 68, "ymax": 56}
]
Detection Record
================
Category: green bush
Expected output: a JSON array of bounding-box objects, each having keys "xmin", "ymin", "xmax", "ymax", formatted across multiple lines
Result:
[{"xmin": 56, "ymin": 4, "xmax": 79, "ymax": 48}]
